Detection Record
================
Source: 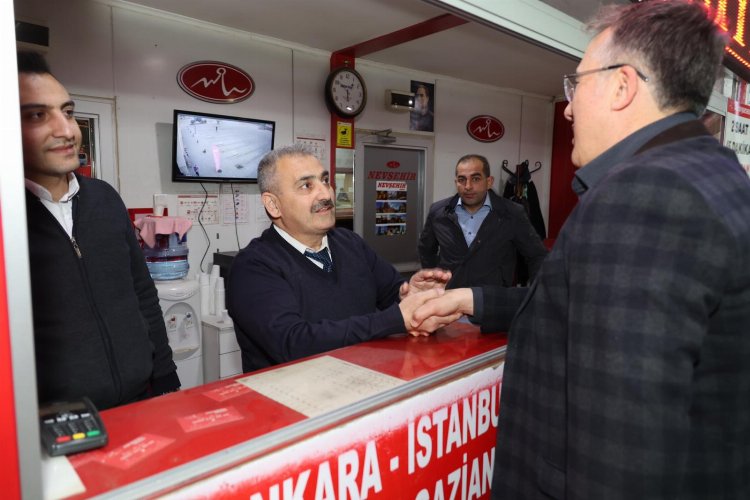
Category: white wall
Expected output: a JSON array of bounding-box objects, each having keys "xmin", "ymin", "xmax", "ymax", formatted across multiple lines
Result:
[{"xmin": 13, "ymin": 0, "xmax": 554, "ymax": 274}]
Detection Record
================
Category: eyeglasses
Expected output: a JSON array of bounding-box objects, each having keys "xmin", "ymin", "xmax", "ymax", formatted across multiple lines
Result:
[{"xmin": 563, "ymin": 64, "xmax": 649, "ymax": 102}]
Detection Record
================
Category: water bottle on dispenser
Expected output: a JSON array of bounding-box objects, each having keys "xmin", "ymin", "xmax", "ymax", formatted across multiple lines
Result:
[
  {"xmin": 142, "ymin": 232, "xmax": 190, "ymax": 281},
  {"xmin": 134, "ymin": 214, "xmax": 194, "ymax": 282},
  {"xmin": 134, "ymin": 213, "xmax": 204, "ymax": 388}
]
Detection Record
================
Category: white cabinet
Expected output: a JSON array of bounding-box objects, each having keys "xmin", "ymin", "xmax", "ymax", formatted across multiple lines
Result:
[{"xmin": 202, "ymin": 315, "xmax": 242, "ymax": 383}]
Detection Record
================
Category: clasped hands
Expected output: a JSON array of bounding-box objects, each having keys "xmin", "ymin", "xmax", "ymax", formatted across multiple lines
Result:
[{"xmin": 398, "ymin": 269, "xmax": 474, "ymax": 337}]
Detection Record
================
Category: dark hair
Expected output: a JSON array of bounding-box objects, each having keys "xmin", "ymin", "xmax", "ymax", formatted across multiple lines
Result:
[
  {"xmin": 588, "ymin": 0, "xmax": 727, "ymax": 116},
  {"xmin": 17, "ymin": 50, "xmax": 51, "ymax": 75},
  {"xmin": 455, "ymin": 154, "xmax": 491, "ymax": 177},
  {"xmin": 257, "ymin": 143, "xmax": 317, "ymax": 194}
]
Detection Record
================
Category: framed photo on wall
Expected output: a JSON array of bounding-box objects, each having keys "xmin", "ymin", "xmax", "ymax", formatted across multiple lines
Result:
[{"xmin": 409, "ymin": 81, "xmax": 434, "ymax": 132}]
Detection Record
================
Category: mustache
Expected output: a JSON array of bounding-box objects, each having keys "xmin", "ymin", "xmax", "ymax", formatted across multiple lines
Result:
[{"xmin": 311, "ymin": 199, "xmax": 334, "ymax": 212}]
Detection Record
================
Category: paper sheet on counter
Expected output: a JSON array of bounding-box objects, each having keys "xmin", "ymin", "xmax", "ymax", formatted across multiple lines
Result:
[
  {"xmin": 41, "ymin": 450, "xmax": 86, "ymax": 499},
  {"xmin": 237, "ymin": 356, "xmax": 405, "ymax": 417}
]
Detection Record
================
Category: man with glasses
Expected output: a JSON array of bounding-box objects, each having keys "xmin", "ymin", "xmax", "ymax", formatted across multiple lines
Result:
[
  {"xmin": 418, "ymin": 154, "xmax": 547, "ymax": 288},
  {"xmin": 412, "ymin": 1, "xmax": 750, "ymax": 498}
]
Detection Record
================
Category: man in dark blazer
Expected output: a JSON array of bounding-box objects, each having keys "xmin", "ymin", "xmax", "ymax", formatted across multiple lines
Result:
[
  {"xmin": 418, "ymin": 154, "xmax": 547, "ymax": 288},
  {"xmin": 411, "ymin": 2, "xmax": 750, "ymax": 499}
]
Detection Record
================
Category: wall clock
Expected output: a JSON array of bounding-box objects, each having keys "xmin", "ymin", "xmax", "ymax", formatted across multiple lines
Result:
[{"xmin": 324, "ymin": 66, "xmax": 367, "ymax": 118}]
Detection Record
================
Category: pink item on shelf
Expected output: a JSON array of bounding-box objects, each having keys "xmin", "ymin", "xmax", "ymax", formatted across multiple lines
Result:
[{"xmin": 134, "ymin": 216, "xmax": 193, "ymax": 248}]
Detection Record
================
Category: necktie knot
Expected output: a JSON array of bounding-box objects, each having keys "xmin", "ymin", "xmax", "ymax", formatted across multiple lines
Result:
[{"xmin": 305, "ymin": 248, "xmax": 333, "ymax": 272}]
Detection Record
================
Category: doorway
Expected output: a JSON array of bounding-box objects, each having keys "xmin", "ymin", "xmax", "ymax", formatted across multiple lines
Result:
[
  {"xmin": 72, "ymin": 95, "xmax": 119, "ymax": 190},
  {"xmin": 354, "ymin": 142, "xmax": 426, "ymax": 272}
]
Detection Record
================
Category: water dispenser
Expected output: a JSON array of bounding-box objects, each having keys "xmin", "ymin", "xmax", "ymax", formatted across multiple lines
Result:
[{"xmin": 134, "ymin": 215, "xmax": 204, "ymax": 388}]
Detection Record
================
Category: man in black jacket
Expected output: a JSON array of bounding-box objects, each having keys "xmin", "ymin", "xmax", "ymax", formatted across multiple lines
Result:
[
  {"xmin": 19, "ymin": 51, "xmax": 180, "ymax": 410},
  {"xmin": 418, "ymin": 154, "xmax": 547, "ymax": 288}
]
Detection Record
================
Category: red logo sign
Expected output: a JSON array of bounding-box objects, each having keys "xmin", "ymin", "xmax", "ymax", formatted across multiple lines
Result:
[
  {"xmin": 466, "ymin": 115, "xmax": 504, "ymax": 142},
  {"xmin": 386, "ymin": 161, "xmax": 401, "ymax": 169},
  {"xmin": 177, "ymin": 61, "xmax": 255, "ymax": 104}
]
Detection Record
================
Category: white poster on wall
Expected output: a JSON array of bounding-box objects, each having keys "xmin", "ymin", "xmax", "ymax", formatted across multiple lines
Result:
[{"xmin": 724, "ymin": 98, "xmax": 750, "ymax": 177}]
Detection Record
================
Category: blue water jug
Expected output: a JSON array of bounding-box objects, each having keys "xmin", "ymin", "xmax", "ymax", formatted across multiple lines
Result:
[{"xmin": 142, "ymin": 233, "xmax": 189, "ymax": 281}]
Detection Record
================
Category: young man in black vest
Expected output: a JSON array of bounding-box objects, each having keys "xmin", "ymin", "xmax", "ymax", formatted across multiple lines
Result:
[{"xmin": 19, "ymin": 51, "xmax": 179, "ymax": 410}]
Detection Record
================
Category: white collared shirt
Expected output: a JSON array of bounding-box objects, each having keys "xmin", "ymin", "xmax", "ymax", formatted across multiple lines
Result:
[
  {"xmin": 273, "ymin": 225, "xmax": 333, "ymax": 270},
  {"xmin": 25, "ymin": 174, "xmax": 80, "ymax": 238}
]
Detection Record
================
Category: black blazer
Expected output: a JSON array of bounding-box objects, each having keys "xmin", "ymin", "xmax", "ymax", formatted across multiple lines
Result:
[
  {"xmin": 486, "ymin": 121, "xmax": 750, "ymax": 499},
  {"xmin": 418, "ymin": 189, "xmax": 547, "ymax": 288}
]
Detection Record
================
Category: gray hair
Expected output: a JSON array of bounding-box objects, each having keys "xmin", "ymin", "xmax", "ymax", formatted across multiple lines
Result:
[
  {"xmin": 257, "ymin": 143, "xmax": 317, "ymax": 194},
  {"xmin": 587, "ymin": 0, "xmax": 727, "ymax": 116}
]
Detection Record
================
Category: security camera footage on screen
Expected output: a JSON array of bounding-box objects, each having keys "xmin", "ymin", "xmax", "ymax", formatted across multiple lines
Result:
[{"xmin": 173, "ymin": 111, "xmax": 274, "ymax": 182}]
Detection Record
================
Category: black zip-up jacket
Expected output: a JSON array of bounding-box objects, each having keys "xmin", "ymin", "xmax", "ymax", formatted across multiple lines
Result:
[
  {"xmin": 26, "ymin": 175, "xmax": 179, "ymax": 410},
  {"xmin": 418, "ymin": 189, "xmax": 548, "ymax": 288}
]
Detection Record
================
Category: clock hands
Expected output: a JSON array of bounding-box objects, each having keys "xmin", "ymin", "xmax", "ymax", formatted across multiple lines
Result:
[{"xmin": 335, "ymin": 82, "xmax": 358, "ymax": 103}]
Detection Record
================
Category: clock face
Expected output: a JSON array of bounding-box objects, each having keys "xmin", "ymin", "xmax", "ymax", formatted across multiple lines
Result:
[{"xmin": 325, "ymin": 67, "xmax": 367, "ymax": 118}]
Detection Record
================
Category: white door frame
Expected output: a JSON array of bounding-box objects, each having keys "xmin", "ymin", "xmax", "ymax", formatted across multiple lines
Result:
[
  {"xmin": 73, "ymin": 94, "xmax": 120, "ymax": 191},
  {"xmin": 354, "ymin": 132, "xmax": 434, "ymax": 236}
]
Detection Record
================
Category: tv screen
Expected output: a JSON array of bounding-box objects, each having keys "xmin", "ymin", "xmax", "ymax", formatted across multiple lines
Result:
[{"xmin": 171, "ymin": 109, "xmax": 275, "ymax": 183}]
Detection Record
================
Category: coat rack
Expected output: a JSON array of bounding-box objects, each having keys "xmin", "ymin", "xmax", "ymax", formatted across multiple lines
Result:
[{"xmin": 501, "ymin": 159, "xmax": 546, "ymax": 240}]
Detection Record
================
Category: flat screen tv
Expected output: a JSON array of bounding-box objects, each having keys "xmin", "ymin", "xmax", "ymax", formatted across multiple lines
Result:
[{"xmin": 171, "ymin": 109, "xmax": 275, "ymax": 183}]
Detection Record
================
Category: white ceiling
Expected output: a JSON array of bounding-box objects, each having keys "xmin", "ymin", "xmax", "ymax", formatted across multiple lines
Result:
[{"xmin": 122, "ymin": 0, "xmax": 628, "ymax": 97}]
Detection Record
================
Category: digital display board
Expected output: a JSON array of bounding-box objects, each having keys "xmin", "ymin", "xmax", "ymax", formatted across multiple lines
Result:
[
  {"xmin": 635, "ymin": 1, "xmax": 750, "ymax": 81},
  {"xmin": 706, "ymin": 0, "xmax": 750, "ymax": 81}
]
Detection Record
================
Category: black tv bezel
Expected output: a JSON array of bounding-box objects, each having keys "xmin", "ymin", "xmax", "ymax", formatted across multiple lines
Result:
[{"xmin": 171, "ymin": 109, "xmax": 275, "ymax": 184}]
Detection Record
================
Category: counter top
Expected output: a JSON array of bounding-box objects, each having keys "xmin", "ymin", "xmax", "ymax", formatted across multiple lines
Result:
[{"xmin": 57, "ymin": 322, "xmax": 507, "ymax": 498}]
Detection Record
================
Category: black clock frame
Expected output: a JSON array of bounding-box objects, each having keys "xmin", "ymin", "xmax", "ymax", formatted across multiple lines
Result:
[{"xmin": 324, "ymin": 66, "xmax": 367, "ymax": 119}]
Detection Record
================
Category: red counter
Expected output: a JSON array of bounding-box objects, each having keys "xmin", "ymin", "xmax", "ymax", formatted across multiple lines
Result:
[{"xmin": 49, "ymin": 322, "xmax": 507, "ymax": 499}]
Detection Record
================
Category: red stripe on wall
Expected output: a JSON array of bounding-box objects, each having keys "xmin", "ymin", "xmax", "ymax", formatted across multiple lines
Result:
[
  {"xmin": 336, "ymin": 14, "xmax": 468, "ymax": 58},
  {"xmin": 0, "ymin": 207, "xmax": 21, "ymax": 498}
]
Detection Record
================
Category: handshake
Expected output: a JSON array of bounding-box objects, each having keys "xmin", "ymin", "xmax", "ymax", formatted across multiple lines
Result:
[{"xmin": 397, "ymin": 268, "xmax": 475, "ymax": 336}]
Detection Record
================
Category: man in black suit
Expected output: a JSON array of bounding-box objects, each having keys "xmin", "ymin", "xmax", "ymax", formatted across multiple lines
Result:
[
  {"xmin": 418, "ymin": 154, "xmax": 547, "ymax": 288},
  {"xmin": 412, "ymin": 2, "xmax": 750, "ymax": 498}
]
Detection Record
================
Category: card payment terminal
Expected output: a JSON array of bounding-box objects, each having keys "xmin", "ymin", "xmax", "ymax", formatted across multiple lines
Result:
[{"xmin": 39, "ymin": 397, "xmax": 108, "ymax": 456}]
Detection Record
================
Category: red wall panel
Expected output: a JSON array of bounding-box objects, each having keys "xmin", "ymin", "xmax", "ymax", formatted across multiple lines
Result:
[
  {"xmin": 0, "ymin": 209, "xmax": 21, "ymax": 499},
  {"xmin": 547, "ymin": 100, "xmax": 578, "ymax": 241}
]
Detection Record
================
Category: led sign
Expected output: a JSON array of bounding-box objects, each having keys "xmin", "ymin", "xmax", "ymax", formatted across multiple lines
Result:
[{"xmin": 705, "ymin": 0, "xmax": 750, "ymax": 80}]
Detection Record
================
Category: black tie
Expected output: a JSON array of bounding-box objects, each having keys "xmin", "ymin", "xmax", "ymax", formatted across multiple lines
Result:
[{"xmin": 305, "ymin": 248, "xmax": 333, "ymax": 272}]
